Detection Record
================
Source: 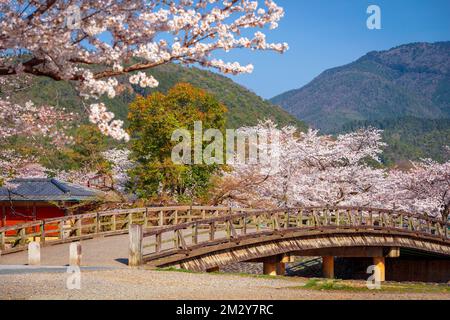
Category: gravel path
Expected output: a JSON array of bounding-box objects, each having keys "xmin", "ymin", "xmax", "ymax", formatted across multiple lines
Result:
[
  {"xmin": 0, "ymin": 235, "xmax": 130, "ymax": 267},
  {"xmin": 1, "ymin": 269, "xmax": 449, "ymax": 300}
]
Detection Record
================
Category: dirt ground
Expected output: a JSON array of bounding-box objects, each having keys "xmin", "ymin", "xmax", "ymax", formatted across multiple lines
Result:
[{"xmin": 1, "ymin": 268, "xmax": 449, "ymax": 300}]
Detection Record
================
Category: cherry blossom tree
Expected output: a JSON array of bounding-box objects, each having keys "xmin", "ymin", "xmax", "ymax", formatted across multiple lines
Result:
[
  {"xmin": 1, "ymin": 0, "xmax": 288, "ymax": 140},
  {"xmin": 383, "ymin": 160, "xmax": 450, "ymax": 220},
  {"xmin": 0, "ymin": 99, "xmax": 75, "ymax": 186},
  {"xmin": 102, "ymin": 148, "xmax": 133, "ymax": 194},
  {"xmin": 218, "ymin": 120, "xmax": 388, "ymax": 208},
  {"xmin": 218, "ymin": 121, "xmax": 449, "ymax": 219}
]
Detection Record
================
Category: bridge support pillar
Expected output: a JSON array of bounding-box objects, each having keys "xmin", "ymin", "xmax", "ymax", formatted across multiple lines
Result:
[
  {"xmin": 322, "ymin": 256, "xmax": 334, "ymax": 279},
  {"xmin": 263, "ymin": 256, "xmax": 286, "ymax": 276},
  {"xmin": 206, "ymin": 267, "xmax": 220, "ymax": 273},
  {"xmin": 373, "ymin": 257, "xmax": 385, "ymax": 282}
]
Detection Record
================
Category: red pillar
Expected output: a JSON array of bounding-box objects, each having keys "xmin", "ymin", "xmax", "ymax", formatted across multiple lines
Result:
[{"xmin": 1, "ymin": 205, "xmax": 5, "ymax": 227}]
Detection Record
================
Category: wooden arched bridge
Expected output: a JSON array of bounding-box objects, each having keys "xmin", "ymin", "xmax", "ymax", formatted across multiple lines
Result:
[{"xmin": 1, "ymin": 206, "xmax": 449, "ymax": 282}]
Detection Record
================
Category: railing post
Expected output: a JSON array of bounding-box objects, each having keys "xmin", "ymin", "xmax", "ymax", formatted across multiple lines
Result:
[
  {"xmin": 159, "ymin": 211, "xmax": 164, "ymax": 227},
  {"xmin": 173, "ymin": 230, "xmax": 179, "ymax": 248},
  {"xmin": 143, "ymin": 208, "xmax": 148, "ymax": 228},
  {"xmin": 346, "ymin": 209, "xmax": 352, "ymax": 226},
  {"xmin": 323, "ymin": 208, "xmax": 329, "ymax": 226},
  {"xmin": 75, "ymin": 218, "xmax": 81, "ymax": 236},
  {"xmin": 187, "ymin": 207, "xmax": 192, "ymax": 223},
  {"xmin": 127, "ymin": 212, "xmax": 132, "ymax": 228},
  {"xmin": 192, "ymin": 223, "xmax": 198, "ymax": 245},
  {"xmin": 111, "ymin": 214, "xmax": 116, "ymax": 232},
  {"xmin": 426, "ymin": 218, "xmax": 431, "ymax": 235},
  {"xmin": 0, "ymin": 230, "xmax": 5, "ymax": 251},
  {"xmin": 445, "ymin": 221, "xmax": 448, "ymax": 239},
  {"xmin": 129, "ymin": 224, "xmax": 143, "ymax": 267},
  {"xmin": 336, "ymin": 209, "xmax": 340, "ymax": 227},
  {"xmin": 19, "ymin": 227, "xmax": 26, "ymax": 246},
  {"xmin": 40, "ymin": 221, "xmax": 46, "ymax": 244},
  {"xmin": 272, "ymin": 213, "xmax": 279, "ymax": 230},
  {"xmin": 285, "ymin": 210, "xmax": 290, "ymax": 229},
  {"xmin": 298, "ymin": 209, "xmax": 303, "ymax": 227},
  {"xmin": 156, "ymin": 233, "xmax": 162, "ymax": 253},
  {"xmin": 312, "ymin": 209, "xmax": 319, "ymax": 226},
  {"xmin": 177, "ymin": 230, "xmax": 187, "ymax": 250},
  {"xmin": 95, "ymin": 212, "xmax": 100, "ymax": 234},
  {"xmin": 209, "ymin": 222, "xmax": 215, "ymax": 241}
]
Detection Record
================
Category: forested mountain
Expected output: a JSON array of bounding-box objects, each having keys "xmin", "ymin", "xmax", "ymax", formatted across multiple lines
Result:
[
  {"xmin": 271, "ymin": 42, "xmax": 450, "ymax": 163},
  {"xmin": 342, "ymin": 117, "xmax": 450, "ymax": 164},
  {"xmin": 271, "ymin": 42, "xmax": 450, "ymax": 133},
  {"xmin": 4, "ymin": 63, "xmax": 306, "ymax": 130}
]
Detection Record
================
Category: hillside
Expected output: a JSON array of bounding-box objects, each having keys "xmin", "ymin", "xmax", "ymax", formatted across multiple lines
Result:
[
  {"xmin": 271, "ymin": 42, "xmax": 450, "ymax": 134},
  {"xmin": 6, "ymin": 63, "xmax": 306, "ymax": 130},
  {"xmin": 342, "ymin": 117, "xmax": 450, "ymax": 164}
]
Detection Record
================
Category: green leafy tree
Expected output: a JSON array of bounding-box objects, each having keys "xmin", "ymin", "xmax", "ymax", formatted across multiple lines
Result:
[
  {"xmin": 43, "ymin": 125, "xmax": 111, "ymax": 172},
  {"xmin": 128, "ymin": 83, "xmax": 227, "ymax": 202}
]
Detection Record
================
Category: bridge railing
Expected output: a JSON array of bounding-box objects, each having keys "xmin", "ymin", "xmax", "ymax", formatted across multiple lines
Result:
[
  {"xmin": 141, "ymin": 207, "xmax": 449, "ymax": 263},
  {"xmin": 1, "ymin": 205, "xmax": 447, "ymax": 256},
  {"xmin": 0, "ymin": 206, "xmax": 255, "ymax": 254}
]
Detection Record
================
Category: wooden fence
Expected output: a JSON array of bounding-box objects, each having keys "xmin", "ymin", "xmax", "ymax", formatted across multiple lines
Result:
[
  {"xmin": 1, "ymin": 206, "xmax": 448, "ymax": 258},
  {"xmin": 0, "ymin": 206, "xmax": 255, "ymax": 255}
]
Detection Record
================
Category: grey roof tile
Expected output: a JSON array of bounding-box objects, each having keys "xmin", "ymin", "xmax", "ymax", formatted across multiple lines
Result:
[{"xmin": 0, "ymin": 178, "xmax": 101, "ymax": 202}]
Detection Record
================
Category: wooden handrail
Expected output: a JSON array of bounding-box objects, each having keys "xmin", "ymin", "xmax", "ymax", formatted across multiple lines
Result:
[
  {"xmin": 0, "ymin": 206, "xmax": 448, "ymax": 256},
  {"xmin": 139, "ymin": 206, "xmax": 450, "ymax": 264},
  {"xmin": 0, "ymin": 206, "xmax": 242, "ymax": 254}
]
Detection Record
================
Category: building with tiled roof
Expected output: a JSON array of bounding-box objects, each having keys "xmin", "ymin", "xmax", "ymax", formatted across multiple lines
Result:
[{"xmin": 0, "ymin": 178, "xmax": 102, "ymax": 227}]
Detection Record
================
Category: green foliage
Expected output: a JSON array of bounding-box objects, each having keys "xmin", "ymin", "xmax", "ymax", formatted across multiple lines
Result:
[
  {"xmin": 5, "ymin": 63, "xmax": 306, "ymax": 131},
  {"xmin": 67, "ymin": 125, "xmax": 110, "ymax": 170},
  {"xmin": 128, "ymin": 83, "xmax": 227, "ymax": 201},
  {"xmin": 138, "ymin": 64, "xmax": 307, "ymax": 130},
  {"xmin": 342, "ymin": 117, "xmax": 450, "ymax": 164},
  {"xmin": 41, "ymin": 125, "xmax": 113, "ymax": 172}
]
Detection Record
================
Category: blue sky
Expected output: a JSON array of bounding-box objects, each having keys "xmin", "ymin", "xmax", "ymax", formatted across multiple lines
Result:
[{"xmin": 220, "ymin": 0, "xmax": 450, "ymax": 99}]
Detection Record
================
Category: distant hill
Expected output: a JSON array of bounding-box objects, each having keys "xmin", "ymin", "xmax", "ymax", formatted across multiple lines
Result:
[
  {"xmin": 271, "ymin": 42, "xmax": 450, "ymax": 134},
  {"xmin": 342, "ymin": 117, "xmax": 450, "ymax": 164},
  {"xmin": 5, "ymin": 63, "xmax": 306, "ymax": 130}
]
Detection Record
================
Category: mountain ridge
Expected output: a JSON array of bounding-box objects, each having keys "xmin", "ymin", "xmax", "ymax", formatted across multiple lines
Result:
[
  {"xmin": 3, "ymin": 63, "xmax": 307, "ymax": 131},
  {"xmin": 271, "ymin": 41, "xmax": 450, "ymax": 134}
]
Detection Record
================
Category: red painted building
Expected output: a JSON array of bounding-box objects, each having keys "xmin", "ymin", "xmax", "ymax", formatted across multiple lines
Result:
[{"xmin": 0, "ymin": 178, "xmax": 101, "ymax": 227}]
